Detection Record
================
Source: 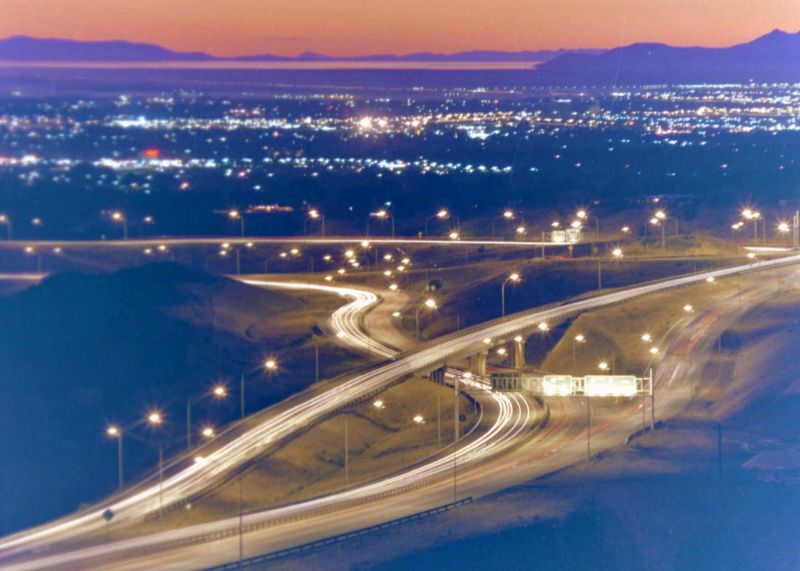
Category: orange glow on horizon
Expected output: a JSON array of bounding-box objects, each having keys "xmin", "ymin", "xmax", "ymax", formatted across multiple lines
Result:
[{"xmin": 1, "ymin": 0, "xmax": 798, "ymax": 58}]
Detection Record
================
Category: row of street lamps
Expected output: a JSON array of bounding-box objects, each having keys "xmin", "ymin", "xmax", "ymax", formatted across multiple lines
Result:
[{"xmin": 105, "ymin": 358, "xmax": 279, "ymax": 495}]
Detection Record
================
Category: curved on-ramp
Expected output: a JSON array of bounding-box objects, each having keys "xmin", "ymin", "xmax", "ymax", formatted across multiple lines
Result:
[{"xmin": 3, "ymin": 254, "xmax": 800, "ymax": 569}]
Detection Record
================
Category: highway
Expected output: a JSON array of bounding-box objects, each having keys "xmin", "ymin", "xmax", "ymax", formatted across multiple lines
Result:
[
  {"xmin": 2, "ymin": 253, "xmax": 800, "ymax": 569},
  {"xmin": 0, "ymin": 270, "xmax": 538, "ymax": 569},
  {"xmin": 241, "ymin": 279, "xmax": 396, "ymax": 360},
  {"xmin": 0, "ymin": 235, "xmax": 573, "ymax": 250}
]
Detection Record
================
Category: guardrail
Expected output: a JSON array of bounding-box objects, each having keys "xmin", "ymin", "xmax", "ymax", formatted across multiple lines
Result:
[{"xmin": 205, "ymin": 497, "xmax": 474, "ymax": 570}]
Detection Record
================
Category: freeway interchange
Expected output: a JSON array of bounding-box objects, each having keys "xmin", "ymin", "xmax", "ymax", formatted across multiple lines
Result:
[{"xmin": 2, "ymin": 252, "xmax": 800, "ymax": 569}]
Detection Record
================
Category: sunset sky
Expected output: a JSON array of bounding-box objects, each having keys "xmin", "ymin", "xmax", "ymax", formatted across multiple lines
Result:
[{"xmin": 2, "ymin": 0, "xmax": 799, "ymax": 57}]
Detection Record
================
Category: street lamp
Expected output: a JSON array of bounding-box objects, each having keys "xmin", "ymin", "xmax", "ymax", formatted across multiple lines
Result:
[
  {"xmin": 106, "ymin": 425, "xmax": 124, "ymax": 490},
  {"xmin": 777, "ymin": 221, "xmax": 791, "ymax": 244},
  {"xmin": 491, "ymin": 209, "xmax": 515, "ymax": 236},
  {"xmin": 146, "ymin": 410, "xmax": 166, "ymax": 518},
  {"xmin": 741, "ymin": 208, "xmax": 761, "ymax": 242},
  {"xmin": 369, "ymin": 208, "xmax": 395, "ymax": 237},
  {"xmin": 228, "ymin": 209, "xmax": 245, "ymax": 236},
  {"xmin": 501, "ymin": 272, "xmax": 521, "ymax": 316},
  {"xmin": 221, "ymin": 241, "xmax": 247, "ymax": 275},
  {"xmin": 415, "ymin": 298, "xmax": 438, "ymax": 340},
  {"xmin": 424, "ymin": 208, "xmax": 459, "ymax": 236},
  {"xmin": 572, "ymin": 333, "xmax": 586, "ymax": 366},
  {"xmin": 576, "ymin": 209, "xmax": 600, "ymax": 240},
  {"xmin": 111, "ymin": 211, "xmax": 128, "ymax": 240},
  {"xmin": 307, "ymin": 208, "xmax": 326, "ymax": 236},
  {"xmin": 239, "ymin": 359, "xmax": 279, "ymax": 421},
  {"xmin": 186, "ymin": 384, "xmax": 228, "ymax": 449},
  {"xmin": 650, "ymin": 212, "xmax": 667, "ymax": 249},
  {"xmin": 0, "ymin": 214, "xmax": 13, "ymax": 239}
]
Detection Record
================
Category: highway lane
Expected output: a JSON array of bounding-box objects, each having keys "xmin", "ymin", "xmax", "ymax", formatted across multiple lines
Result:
[
  {"xmin": 3, "ymin": 253, "xmax": 800, "ymax": 568},
  {"xmin": 0, "ymin": 235, "xmax": 571, "ymax": 250},
  {"xmin": 9, "ymin": 268, "xmax": 769, "ymax": 571},
  {"xmin": 241, "ymin": 279, "xmax": 396, "ymax": 360},
  {"xmin": 0, "ymin": 277, "xmax": 538, "ymax": 570},
  {"xmin": 0, "ymin": 277, "xmax": 405, "ymax": 558}
]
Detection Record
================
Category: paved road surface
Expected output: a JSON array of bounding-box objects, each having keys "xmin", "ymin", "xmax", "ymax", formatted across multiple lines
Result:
[{"xmin": 2, "ymin": 254, "xmax": 800, "ymax": 569}]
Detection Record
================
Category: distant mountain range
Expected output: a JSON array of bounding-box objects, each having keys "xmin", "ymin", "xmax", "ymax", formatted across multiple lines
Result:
[
  {"xmin": 233, "ymin": 49, "xmax": 601, "ymax": 63},
  {"xmin": 0, "ymin": 36, "xmax": 214, "ymax": 62},
  {"xmin": 0, "ymin": 35, "xmax": 598, "ymax": 63},
  {"xmin": 532, "ymin": 29, "xmax": 800, "ymax": 84},
  {"xmin": 2, "ymin": 31, "xmax": 800, "ymax": 84}
]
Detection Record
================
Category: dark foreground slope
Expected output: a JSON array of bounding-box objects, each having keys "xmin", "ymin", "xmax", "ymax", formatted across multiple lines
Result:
[{"xmin": 0, "ymin": 263, "xmax": 307, "ymax": 535}]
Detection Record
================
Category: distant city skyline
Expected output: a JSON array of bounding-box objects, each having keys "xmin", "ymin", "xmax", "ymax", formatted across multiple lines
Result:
[{"xmin": 2, "ymin": 0, "xmax": 799, "ymax": 57}]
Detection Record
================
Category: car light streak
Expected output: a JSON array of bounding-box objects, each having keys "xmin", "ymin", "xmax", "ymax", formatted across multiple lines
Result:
[{"xmin": 3, "ymin": 253, "xmax": 800, "ymax": 564}]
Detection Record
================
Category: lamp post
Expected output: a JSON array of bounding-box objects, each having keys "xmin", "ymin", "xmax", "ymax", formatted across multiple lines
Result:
[
  {"xmin": 572, "ymin": 333, "xmax": 586, "ymax": 367},
  {"xmin": 240, "ymin": 358, "xmax": 278, "ymax": 420},
  {"xmin": 307, "ymin": 208, "xmax": 326, "ymax": 236},
  {"xmin": 650, "ymin": 210, "xmax": 667, "ymax": 249},
  {"xmin": 577, "ymin": 209, "xmax": 600, "ymax": 241},
  {"xmin": 186, "ymin": 384, "xmax": 228, "ymax": 449},
  {"xmin": 424, "ymin": 208, "xmax": 458, "ymax": 236},
  {"xmin": 228, "ymin": 209, "xmax": 245, "ymax": 237},
  {"xmin": 501, "ymin": 272, "xmax": 520, "ymax": 316},
  {"xmin": 778, "ymin": 220, "xmax": 791, "ymax": 245},
  {"xmin": 237, "ymin": 358, "xmax": 276, "ymax": 558},
  {"xmin": 368, "ymin": 208, "xmax": 395, "ymax": 237},
  {"xmin": 219, "ymin": 244, "xmax": 241, "ymax": 275},
  {"xmin": 111, "ymin": 211, "xmax": 128, "ymax": 240},
  {"xmin": 0, "ymin": 214, "xmax": 13, "ymax": 239},
  {"xmin": 106, "ymin": 425, "xmax": 124, "ymax": 490},
  {"xmin": 598, "ymin": 247, "xmax": 623, "ymax": 289},
  {"xmin": 415, "ymin": 298, "xmax": 438, "ymax": 340},
  {"xmin": 146, "ymin": 410, "xmax": 165, "ymax": 518},
  {"xmin": 491, "ymin": 209, "xmax": 515, "ymax": 237}
]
